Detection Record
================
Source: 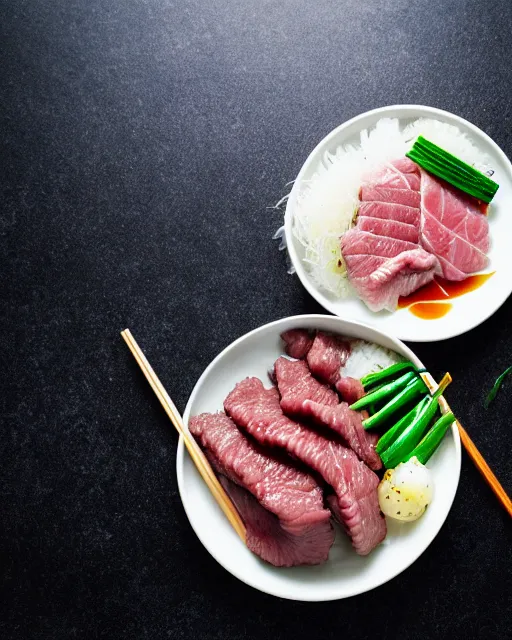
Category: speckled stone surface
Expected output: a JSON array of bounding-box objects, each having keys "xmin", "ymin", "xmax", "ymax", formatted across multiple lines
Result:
[{"xmin": 2, "ymin": 0, "xmax": 512, "ymax": 638}]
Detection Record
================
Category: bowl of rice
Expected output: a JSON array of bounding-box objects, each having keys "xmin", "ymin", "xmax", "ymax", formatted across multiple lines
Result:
[{"xmin": 283, "ymin": 105, "xmax": 512, "ymax": 342}]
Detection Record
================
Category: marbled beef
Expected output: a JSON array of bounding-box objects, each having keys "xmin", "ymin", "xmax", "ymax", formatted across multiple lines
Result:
[{"xmin": 224, "ymin": 378, "xmax": 386, "ymax": 555}]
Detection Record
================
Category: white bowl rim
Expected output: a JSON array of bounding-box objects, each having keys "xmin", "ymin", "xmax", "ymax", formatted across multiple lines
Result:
[
  {"xmin": 176, "ymin": 314, "xmax": 462, "ymax": 601},
  {"xmin": 284, "ymin": 104, "xmax": 512, "ymax": 342}
]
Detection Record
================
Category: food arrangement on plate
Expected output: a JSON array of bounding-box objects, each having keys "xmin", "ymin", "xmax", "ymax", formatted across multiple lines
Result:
[
  {"xmin": 283, "ymin": 106, "xmax": 512, "ymax": 341},
  {"xmin": 291, "ymin": 117, "xmax": 497, "ymax": 316},
  {"xmin": 188, "ymin": 326, "xmax": 455, "ymax": 568},
  {"xmin": 120, "ymin": 312, "xmax": 511, "ymax": 600}
]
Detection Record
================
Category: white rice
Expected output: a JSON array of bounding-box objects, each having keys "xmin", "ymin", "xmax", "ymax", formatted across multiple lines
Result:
[
  {"xmin": 291, "ymin": 117, "xmax": 492, "ymax": 298},
  {"xmin": 343, "ymin": 339, "xmax": 404, "ymax": 380}
]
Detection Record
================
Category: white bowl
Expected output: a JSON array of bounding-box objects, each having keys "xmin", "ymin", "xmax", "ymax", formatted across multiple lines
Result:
[
  {"xmin": 284, "ymin": 105, "xmax": 512, "ymax": 342},
  {"xmin": 176, "ymin": 315, "xmax": 461, "ymax": 601}
]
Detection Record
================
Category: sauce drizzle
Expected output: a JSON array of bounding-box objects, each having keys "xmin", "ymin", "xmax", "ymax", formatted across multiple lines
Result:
[
  {"xmin": 409, "ymin": 302, "xmax": 453, "ymax": 320},
  {"xmin": 398, "ymin": 272, "xmax": 495, "ymax": 319}
]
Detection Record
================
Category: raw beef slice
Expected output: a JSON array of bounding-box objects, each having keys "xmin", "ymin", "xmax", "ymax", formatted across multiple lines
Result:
[
  {"xmin": 273, "ymin": 356, "xmax": 338, "ymax": 415},
  {"xmin": 224, "ymin": 378, "xmax": 386, "ymax": 555},
  {"xmin": 335, "ymin": 376, "xmax": 365, "ymax": 404},
  {"xmin": 280, "ymin": 329, "xmax": 314, "ymax": 359},
  {"xmin": 189, "ymin": 412, "xmax": 334, "ymax": 566},
  {"xmin": 300, "ymin": 400, "xmax": 381, "ymax": 471},
  {"xmin": 307, "ymin": 332, "xmax": 352, "ymax": 385},
  {"xmin": 273, "ymin": 357, "xmax": 379, "ymax": 470}
]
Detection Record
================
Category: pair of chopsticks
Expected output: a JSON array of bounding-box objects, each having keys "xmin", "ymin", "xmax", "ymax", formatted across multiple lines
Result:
[
  {"xmin": 420, "ymin": 371, "xmax": 512, "ymax": 518},
  {"xmin": 121, "ymin": 329, "xmax": 247, "ymax": 543}
]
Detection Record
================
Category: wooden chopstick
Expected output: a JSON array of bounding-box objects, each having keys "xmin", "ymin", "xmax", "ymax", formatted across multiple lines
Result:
[
  {"xmin": 121, "ymin": 329, "xmax": 247, "ymax": 542},
  {"xmin": 420, "ymin": 371, "xmax": 512, "ymax": 518}
]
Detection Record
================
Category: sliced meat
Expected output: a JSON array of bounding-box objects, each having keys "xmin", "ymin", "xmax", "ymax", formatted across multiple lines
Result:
[
  {"xmin": 420, "ymin": 170, "xmax": 490, "ymax": 279},
  {"xmin": 274, "ymin": 357, "xmax": 338, "ymax": 416},
  {"xmin": 307, "ymin": 332, "xmax": 352, "ymax": 385},
  {"xmin": 421, "ymin": 170, "xmax": 490, "ymax": 251},
  {"xmin": 357, "ymin": 216, "xmax": 420, "ymax": 244},
  {"xmin": 341, "ymin": 229, "xmax": 439, "ymax": 312},
  {"xmin": 335, "ymin": 376, "xmax": 365, "ymax": 404},
  {"xmin": 189, "ymin": 411, "xmax": 334, "ymax": 567},
  {"xmin": 300, "ymin": 400, "xmax": 381, "ymax": 471},
  {"xmin": 358, "ymin": 200, "xmax": 421, "ymax": 226},
  {"xmin": 342, "ymin": 156, "xmax": 491, "ymax": 310},
  {"xmin": 280, "ymin": 329, "xmax": 314, "ymax": 359},
  {"xmin": 430, "ymin": 254, "xmax": 468, "ymax": 281},
  {"xmin": 273, "ymin": 357, "xmax": 377, "ymax": 469},
  {"xmin": 421, "ymin": 213, "xmax": 488, "ymax": 277},
  {"xmin": 363, "ymin": 158, "xmax": 421, "ymax": 190},
  {"xmin": 341, "ymin": 230, "xmax": 419, "ymax": 260},
  {"xmin": 219, "ymin": 476, "xmax": 335, "ymax": 568},
  {"xmin": 224, "ymin": 378, "xmax": 386, "ymax": 555},
  {"xmin": 341, "ymin": 159, "xmax": 441, "ymax": 311},
  {"xmin": 360, "ymin": 185, "xmax": 421, "ymax": 208},
  {"xmin": 326, "ymin": 491, "xmax": 383, "ymax": 555}
]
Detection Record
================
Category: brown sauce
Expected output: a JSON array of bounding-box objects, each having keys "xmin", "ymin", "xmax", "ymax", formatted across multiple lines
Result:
[
  {"xmin": 478, "ymin": 201, "xmax": 489, "ymax": 215},
  {"xmin": 397, "ymin": 280, "xmax": 449, "ymax": 308},
  {"xmin": 398, "ymin": 272, "xmax": 495, "ymax": 318},
  {"xmin": 409, "ymin": 302, "xmax": 453, "ymax": 319},
  {"xmin": 436, "ymin": 272, "xmax": 495, "ymax": 298}
]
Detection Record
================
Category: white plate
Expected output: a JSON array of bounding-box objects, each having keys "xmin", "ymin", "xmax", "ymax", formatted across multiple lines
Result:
[
  {"xmin": 177, "ymin": 315, "xmax": 461, "ymax": 601},
  {"xmin": 284, "ymin": 105, "xmax": 512, "ymax": 342}
]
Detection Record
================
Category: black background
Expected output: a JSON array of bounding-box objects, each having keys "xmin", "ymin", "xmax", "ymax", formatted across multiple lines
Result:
[{"xmin": 2, "ymin": 1, "xmax": 511, "ymax": 638}]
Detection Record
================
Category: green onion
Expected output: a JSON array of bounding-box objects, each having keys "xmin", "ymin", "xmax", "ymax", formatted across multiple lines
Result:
[
  {"xmin": 406, "ymin": 136, "xmax": 499, "ymax": 204},
  {"xmin": 375, "ymin": 396, "xmax": 429, "ymax": 455},
  {"xmin": 485, "ymin": 365, "xmax": 512, "ymax": 407},
  {"xmin": 350, "ymin": 371, "xmax": 416, "ymax": 411},
  {"xmin": 363, "ymin": 376, "xmax": 428, "ymax": 430},
  {"xmin": 361, "ymin": 361, "xmax": 416, "ymax": 389},
  {"xmin": 406, "ymin": 412, "xmax": 455, "ymax": 465},
  {"xmin": 379, "ymin": 374, "xmax": 451, "ymax": 469}
]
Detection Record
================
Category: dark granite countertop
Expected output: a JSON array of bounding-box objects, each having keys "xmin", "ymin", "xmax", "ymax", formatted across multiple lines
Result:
[{"xmin": 2, "ymin": 1, "xmax": 511, "ymax": 638}]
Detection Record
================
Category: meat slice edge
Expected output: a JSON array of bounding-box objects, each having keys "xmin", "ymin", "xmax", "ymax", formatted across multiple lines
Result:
[
  {"xmin": 335, "ymin": 376, "xmax": 365, "ymax": 404},
  {"xmin": 342, "ymin": 231, "xmax": 439, "ymax": 312},
  {"xmin": 220, "ymin": 477, "xmax": 335, "ymax": 567},
  {"xmin": 300, "ymin": 400, "xmax": 382, "ymax": 471},
  {"xmin": 281, "ymin": 329, "xmax": 314, "ymax": 359},
  {"xmin": 274, "ymin": 356, "xmax": 338, "ymax": 416},
  {"xmin": 307, "ymin": 332, "xmax": 352, "ymax": 385}
]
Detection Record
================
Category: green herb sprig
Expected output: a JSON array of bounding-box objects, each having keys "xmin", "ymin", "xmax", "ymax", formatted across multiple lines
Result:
[{"xmin": 485, "ymin": 366, "xmax": 512, "ymax": 407}]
